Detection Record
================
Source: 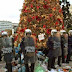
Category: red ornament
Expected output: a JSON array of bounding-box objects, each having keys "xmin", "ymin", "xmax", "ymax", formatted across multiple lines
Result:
[
  {"xmin": 59, "ymin": 9, "xmax": 62, "ymax": 13},
  {"xmin": 36, "ymin": 16, "xmax": 38, "ymax": 19},
  {"xmin": 32, "ymin": 16, "xmax": 35, "ymax": 19},
  {"xmin": 53, "ymin": 7, "xmax": 56, "ymax": 10},
  {"xmin": 57, "ymin": 18, "xmax": 63, "ymax": 23},
  {"xmin": 55, "ymin": 21, "xmax": 59, "ymax": 25},
  {"xmin": 57, "ymin": 18, "xmax": 60, "ymax": 21},
  {"xmin": 30, "ymin": 4, "xmax": 33, "ymax": 8},
  {"xmin": 27, "ymin": 18, "xmax": 32, "ymax": 22},
  {"xmin": 25, "ymin": 6, "xmax": 27, "ymax": 9},
  {"xmin": 37, "ymin": 17, "xmax": 41, "ymax": 21},
  {"xmin": 43, "ymin": 25, "xmax": 46, "ymax": 28},
  {"xmin": 37, "ymin": 6, "xmax": 40, "ymax": 9},
  {"xmin": 25, "ymin": 27, "xmax": 27, "ymax": 30},
  {"xmin": 49, "ymin": 14, "xmax": 53, "ymax": 17},
  {"xmin": 28, "ymin": 10, "xmax": 30, "ymax": 13},
  {"xmin": 23, "ymin": 9, "xmax": 28, "ymax": 13},
  {"xmin": 36, "ymin": 16, "xmax": 41, "ymax": 21},
  {"xmin": 20, "ymin": 29, "xmax": 25, "ymax": 32},
  {"xmin": 43, "ymin": 4, "xmax": 48, "ymax": 9},
  {"xmin": 47, "ymin": 29, "xmax": 51, "ymax": 34}
]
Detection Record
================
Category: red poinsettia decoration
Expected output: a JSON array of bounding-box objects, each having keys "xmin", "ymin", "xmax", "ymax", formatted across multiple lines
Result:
[
  {"xmin": 36, "ymin": 16, "xmax": 41, "ymax": 21},
  {"xmin": 59, "ymin": 9, "xmax": 62, "ymax": 13},
  {"xmin": 53, "ymin": 7, "xmax": 56, "ymax": 10},
  {"xmin": 30, "ymin": 4, "xmax": 33, "ymax": 8},
  {"xmin": 23, "ymin": 9, "xmax": 28, "ymax": 13},
  {"xmin": 24, "ymin": 6, "xmax": 27, "ymax": 9},
  {"xmin": 55, "ymin": 21, "xmax": 59, "ymax": 25},
  {"xmin": 43, "ymin": 4, "xmax": 49, "ymax": 9},
  {"xmin": 49, "ymin": 14, "xmax": 53, "ymax": 17},
  {"xmin": 57, "ymin": 18, "xmax": 63, "ymax": 23},
  {"xmin": 47, "ymin": 29, "xmax": 51, "ymax": 34},
  {"xmin": 28, "ymin": 10, "xmax": 31, "ymax": 13},
  {"xmin": 32, "ymin": 16, "xmax": 35, "ymax": 19},
  {"xmin": 37, "ymin": 6, "xmax": 40, "ymax": 9},
  {"xmin": 27, "ymin": 18, "xmax": 32, "ymax": 22},
  {"xmin": 25, "ymin": 27, "xmax": 27, "ymax": 30},
  {"xmin": 43, "ymin": 25, "xmax": 46, "ymax": 28},
  {"xmin": 20, "ymin": 29, "xmax": 25, "ymax": 32},
  {"xmin": 36, "ymin": 16, "xmax": 38, "ymax": 19}
]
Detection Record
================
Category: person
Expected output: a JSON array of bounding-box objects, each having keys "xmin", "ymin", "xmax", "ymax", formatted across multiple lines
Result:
[
  {"xmin": 47, "ymin": 29, "xmax": 60, "ymax": 71},
  {"xmin": 56, "ymin": 32, "xmax": 62, "ymax": 67},
  {"xmin": 0, "ymin": 35, "xmax": 2, "ymax": 61},
  {"xmin": 60, "ymin": 30, "xmax": 68, "ymax": 63},
  {"xmin": 1, "ymin": 31, "xmax": 13, "ymax": 72},
  {"xmin": 20, "ymin": 29, "xmax": 35, "ymax": 72},
  {"xmin": 66, "ymin": 30, "xmax": 72, "ymax": 63}
]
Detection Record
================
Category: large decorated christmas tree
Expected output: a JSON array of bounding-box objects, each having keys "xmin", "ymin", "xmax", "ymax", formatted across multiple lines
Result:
[{"xmin": 15, "ymin": 0, "xmax": 64, "ymax": 48}]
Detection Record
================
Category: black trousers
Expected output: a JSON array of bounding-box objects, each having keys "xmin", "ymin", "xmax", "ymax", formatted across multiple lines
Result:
[
  {"xmin": 0, "ymin": 51, "xmax": 2, "ymax": 61},
  {"xmin": 48, "ymin": 57, "xmax": 55, "ymax": 69},
  {"xmin": 66, "ymin": 52, "xmax": 71, "ymax": 62},
  {"xmin": 6, "ymin": 62, "xmax": 12, "ymax": 72},
  {"xmin": 25, "ymin": 63, "xmax": 35, "ymax": 72},
  {"xmin": 62, "ymin": 48, "xmax": 65, "ymax": 63},
  {"xmin": 58, "ymin": 56, "xmax": 61, "ymax": 65},
  {"xmin": 0, "ymin": 53, "xmax": 2, "ymax": 61}
]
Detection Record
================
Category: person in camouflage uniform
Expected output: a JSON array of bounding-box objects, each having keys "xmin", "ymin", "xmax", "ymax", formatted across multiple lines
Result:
[
  {"xmin": 20, "ymin": 29, "xmax": 35, "ymax": 72},
  {"xmin": 66, "ymin": 30, "xmax": 72, "ymax": 63},
  {"xmin": 47, "ymin": 29, "xmax": 61, "ymax": 71},
  {"xmin": 60, "ymin": 30, "xmax": 68, "ymax": 63},
  {"xmin": 1, "ymin": 31, "xmax": 13, "ymax": 72}
]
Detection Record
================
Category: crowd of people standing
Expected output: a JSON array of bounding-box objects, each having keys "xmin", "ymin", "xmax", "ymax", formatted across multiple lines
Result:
[
  {"xmin": 47, "ymin": 29, "xmax": 72, "ymax": 71},
  {"xmin": 0, "ymin": 29, "xmax": 72, "ymax": 72}
]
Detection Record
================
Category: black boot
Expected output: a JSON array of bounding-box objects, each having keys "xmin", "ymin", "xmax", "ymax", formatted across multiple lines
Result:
[
  {"xmin": 58, "ymin": 56, "xmax": 61, "ymax": 67},
  {"xmin": 51, "ymin": 57, "xmax": 56, "ymax": 69},
  {"xmin": 25, "ymin": 64, "xmax": 30, "ymax": 72},
  {"xmin": 48, "ymin": 58, "xmax": 52, "ymax": 71},
  {"xmin": 6, "ymin": 62, "xmax": 12, "ymax": 72},
  {"xmin": 31, "ymin": 63, "xmax": 35, "ymax": 72},
  {"xmin": 66, "ymin": 54, "xmax": 69, "ymax": 63}
]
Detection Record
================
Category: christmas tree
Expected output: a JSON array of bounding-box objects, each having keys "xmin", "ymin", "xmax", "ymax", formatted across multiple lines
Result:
[
  {"xmin": 16, "ymin": 0, "xmax": 64, "ymax": 48},
  {"xmin": 60, "ymin": 0, "xmax": 70, "ymax": 29}
]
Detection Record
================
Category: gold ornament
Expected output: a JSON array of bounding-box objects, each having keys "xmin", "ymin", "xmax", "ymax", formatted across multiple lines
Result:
[{"xmin": 32, "ymin": 9, "xmax": 35, "ymax": 12}]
